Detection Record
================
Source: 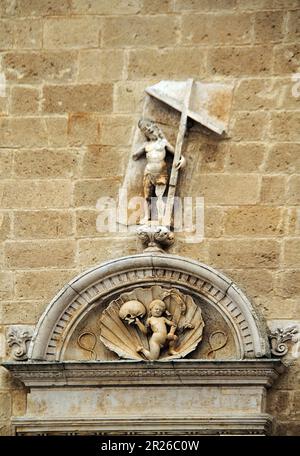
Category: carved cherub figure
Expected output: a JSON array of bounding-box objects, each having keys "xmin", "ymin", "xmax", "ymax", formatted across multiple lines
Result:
[
  {"xmin": 132, "ymin": 119, "xmax": 185, "ymax": 224},
  {"xmin": 135, "ymin": 299, "xmax": 178, "ymax": 360}
]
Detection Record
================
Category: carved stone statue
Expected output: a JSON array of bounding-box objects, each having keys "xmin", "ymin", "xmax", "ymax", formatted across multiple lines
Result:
[
  {"xmin": 133, "ymin": 119, "xmax": 185, "ymax": 224},
  {"xmin": 99, "ymin": 286, "xmax": 204, "ymax": 361},
  {"xmin": 135, "ymin": 299, "xmax": 178, "ymax": 360}
]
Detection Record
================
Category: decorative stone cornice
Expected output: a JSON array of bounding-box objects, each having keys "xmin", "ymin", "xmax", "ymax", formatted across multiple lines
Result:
[
  {"xmin": 3, "ymin": 359, "xmax": 284, "ymax": 388},
  {"xmin": 12, "ymin": 415, "xmax": 273, "ymax": 436}
]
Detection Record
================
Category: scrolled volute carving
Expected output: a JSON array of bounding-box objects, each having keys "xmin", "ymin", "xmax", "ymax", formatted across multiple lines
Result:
[
  {"xmin": 99, "ymin": 285, "xmax": 204, "ymax": 361},
  {"xmin": 269, "ymin": 325, "xmax": 299, "ymax": 357},
  {"xmin": 7, "ymin": 326, "xmax": 33, "ymax": 361}
]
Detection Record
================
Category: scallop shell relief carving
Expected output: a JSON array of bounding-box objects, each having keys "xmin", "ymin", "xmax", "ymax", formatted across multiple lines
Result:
[{"xmin": 99, "ymin": 285, "xmax": 205, "ymax": 361}]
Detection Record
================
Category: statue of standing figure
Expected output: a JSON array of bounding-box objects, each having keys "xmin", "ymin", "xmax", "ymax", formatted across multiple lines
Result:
[{"xmin": 132, "ymin": 119, "xmax": 185, "ymax": 224}]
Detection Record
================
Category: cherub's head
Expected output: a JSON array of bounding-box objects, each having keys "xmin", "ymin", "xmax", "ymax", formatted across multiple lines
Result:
[
  {"xmin": 149, "ymin": 299, "xmax": 166, "ymax": 317},
  {"xmin": 138, "ymin": 119, "xmax": 163, "ymax": 141}
]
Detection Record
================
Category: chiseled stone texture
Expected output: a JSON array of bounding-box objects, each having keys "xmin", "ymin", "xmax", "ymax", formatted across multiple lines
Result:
[{"xmin": 0, "ymin": 0, "xmax": 299, "ymax": 437}]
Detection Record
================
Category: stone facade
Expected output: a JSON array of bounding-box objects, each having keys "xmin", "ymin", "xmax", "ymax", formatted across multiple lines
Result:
[{"xmin": 0, "ymin": 0, "xmax": 299, "ymax": 436}]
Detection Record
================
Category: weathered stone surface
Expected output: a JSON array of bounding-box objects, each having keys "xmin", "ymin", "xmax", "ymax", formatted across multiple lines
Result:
[
  {"xmin": 274, "ymin": 44, "xmax": 300, "ymax": 75},
  {"xmin": 10, "ymin": 87, "xmax": 39, "ymax": 114},
  {"xmin": 100, "ymin": 116, "xmax": 134, "ymax": 146},
  {"xmin": 196, "ymin": 174, "xmax": 260, "ymax": 205},
  {"xmin": 11, "ymin": 390, "xmax": 27, "ymax": 416},
  {"xmin": 13, "ymin": 18, "xmax": 43, "ymax": 48},
  {"xmin": 191, "ymin": 142, "xmax": 227, "ymax": 173},
  {"xmin": 75, "ymin": 210, "xmax": 99, "ymax": 236},
  {"xmin": 287, "ymin": 176, "xmax": 300, "ymax": 205},
  {"xmin": 74, "ymin": 178, "xmax": 122, "ymax": 207},
  {"xmin": 78, "ymin": 50, "xmax": 124, "ymax": 82},
  {"xmin": 0, "ymin": 118, "xmax": 48, "ymax": 148},
  {"xmin": 274, "ymin": 421, "xmax": 300, "ymax": 437},
  {"xmin": 207, "ymin": 46, "xmax": 272, "ymax": 76},
  {"xmin": 224, "ymin": 207, "xmax": 284, "ymax": 236},
  {"xmin": 174, "ymin": 0, "xmax": 237, "ymax": 10},
  {"xmin": 209, "ymin": 239, "xmax": 280, "ymax": 268},
  {"xmin": 238, "ymin": 0, "xmax": 298, "ymax": 9},
  {"xmin": 0, "ymin": 394, "xmax": 11, "ymax": 421},
  {"xmin": 14, "ymin": 210, "xmax": 74, "ymax": 239},
  {"xmin": 0, "ymin": 214, "xmax": 11, "ymax": 242},
  {"xmin": 182, "ymin": 13, "xmax": 252, "ymax": 45},
  {"xmin": 0, "ymin": 20, "xmax": 14, "ymax": 49},
  {"xmin": 265, "ymin": 144, "xmax": 300, "ymax": 173},
  {"xmin": 0, "ymin": 423, "xmax": 11, "ymax": 436},
  {"xmin": 78, "ymin": 237, "xmax": 137, "ymax": 267},
  {"xmin": 12, "ymin": 0, "xmax": 71, "ymax": 16},
  {"xmin": 15, "ymin": 270, "xmax": 78, "ymax": 300},
  {"xmin": 275, "ymin": 271, "xmax": 300, "ymax": 298},
  {"xmin": 45, "ymin": 117, "xmax": 69, "ymax": 147},
  {"xmin": 1, "ymin": 180, "xmax": 72, "ymax": 209},
  {"xmin": 0, "ymin": 97, "xmax": 8, "ymax": 116},
  {"xmin": 128, "ymin": 48, "xmax": 207, "ymax": 79},
  {"xmin": 203, "ymin": 207, "xmax": 224, "ymax": 238},
  {"xmin": 113, "ymin": 81, "xmax": 152, "ymax": 113},
  {"xmin": 67, "ymin": 113, "xmax": 100, "ymax": 146},
  {"xmin": 44, "ymin": 17, "xmax": 100, "ymax": 49},
  {"xmin": 0, "ymin": 301, "xmax": 43, "ymax": 325},
  {"xmin": 225, "ymin": 143, "xmax": 266, "ymax": 172},
  {"xmin": 286, "ymin": 9, "xmax": 300, "ymax": 40},
  {"xmin": 0, "ymin": 272, "xmax": 14, "ymax": 300},
  {"xmin": 81, "ymin": 146, "xmax": 126, "ymax": 178},
  {"xmin": 286, "ymin": 208, "xmax": 300, "ymax": 236},
  {"xmin": 254, "ymin": 11, "xmax": 284, "ymax": 43},
  {"xmin": 223, "ymin": 269, "xmax": 274, "ymax": 297},
  {"xmin": 283, "ymin": 239, "xmax": 300, "ymax": 267},
  {"xmin": 141, "ymin": 0, "xmax": 173, "ymax": 14},
  {"xmin": 230, "ymin": 112, "xmax": 267, "ymax": 141},
  {"xmin": 5, "ymin": 240, "xmax": 76, "ymax": 269},
  {"xmin": 233, "ymin": 79, "xmax": 277, "ymax": 111},
  {"xmin": 43, "ymin": 84, "xmax": 113, "ymax": 113},
  {"xmin": 102, "ymin": 16, "xmax": 179, "ymax": 47},
  {"xmin": 14, "ymin": 149, "xmax": 79, "ymax": 178},
  {"xmin": 260, "ymin": 176, "xmax": 286, "ymax": 204},
  {"xmin": 2, "ymin": 52, "xmax": 77, "ymax": 83},
  {"xmin": 71, "ymin": 0, "xmax": 140, "ymax": 15},
  {"xmin": 270, "ymin": 112, "xmax": 300, "ymax": 141},
  {"xmin": 0, "ymin": 151, "xmax": 12, "ymax": 178}
]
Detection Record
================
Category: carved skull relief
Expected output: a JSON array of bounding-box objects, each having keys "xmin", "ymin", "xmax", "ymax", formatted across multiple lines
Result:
[{"xmin": 99, "ymin": 285, "xmax": 205, "ymax": 361}]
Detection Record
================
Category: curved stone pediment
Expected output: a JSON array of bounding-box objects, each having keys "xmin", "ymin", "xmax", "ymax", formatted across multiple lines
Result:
[
  {"xmin": 28, "ymin": 253, "xmax": 270, "ymax": 362},
  {"xmin": 3, "ymin": 253, "xmax": 286, "ymax": 436}
]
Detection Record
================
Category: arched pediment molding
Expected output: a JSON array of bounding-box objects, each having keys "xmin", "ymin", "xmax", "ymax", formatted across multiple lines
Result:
[{"xmin": 28, "ymin": 254, "xmax": 270, "ymax": 361}]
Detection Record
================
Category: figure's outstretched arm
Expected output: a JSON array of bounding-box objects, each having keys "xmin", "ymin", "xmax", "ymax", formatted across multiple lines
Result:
[
  {"xmin": 132, "ymin": 145, "xmax": 146, "ymax": 161},
  {"xmin": 166, "ymin": 141, "xmax": 175, "ymax": 155},
  {"xmin": 166, "ymin": 142, "xmax": 186, "ymax": 169},
  {"xmin": 165, "ymin": 318, "xmax": 177, "ymax": 328}
]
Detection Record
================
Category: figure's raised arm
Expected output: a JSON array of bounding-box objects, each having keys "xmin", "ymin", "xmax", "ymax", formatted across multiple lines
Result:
[{"xmin": 132, "ymin": 145, "xmax": 146, "ymax": 161}]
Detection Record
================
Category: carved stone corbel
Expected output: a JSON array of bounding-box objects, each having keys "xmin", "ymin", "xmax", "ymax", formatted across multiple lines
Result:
[
  {"xmin": 137, "ymin": 225, "xmax": 174, "ymax": 252},
  {"xmin": 6, "ymin": 326, "xmax": 33, "ymax": 361},
  {"xmin": 269, "ymin": 325, "xmax": 299, "ymax": 357}
]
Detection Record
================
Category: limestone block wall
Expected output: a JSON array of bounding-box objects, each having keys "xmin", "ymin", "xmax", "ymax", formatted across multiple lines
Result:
[{"xmin": 0, "ymin": 0, "xmax": 299, "ymax": 435}]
